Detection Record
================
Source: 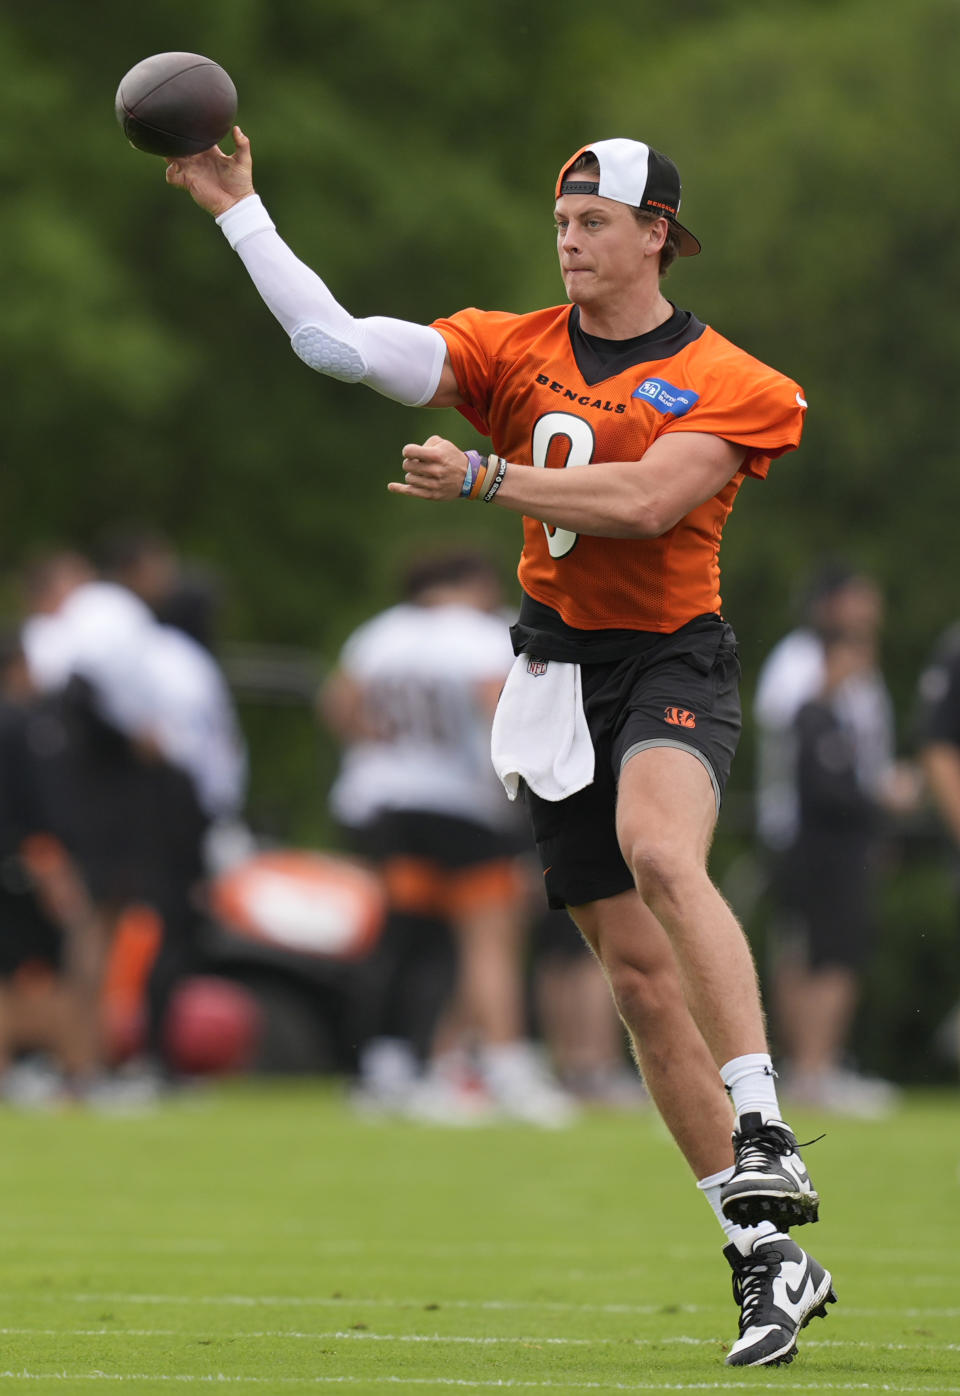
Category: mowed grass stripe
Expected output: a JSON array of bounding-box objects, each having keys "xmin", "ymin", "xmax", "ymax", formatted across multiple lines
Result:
[
  {"xmin": 1, "ymin": 1375, "xmax": 960, "ymax": 1391},
  {"xmin": 0, "ymin": 1086, "xmax": 956, "ymax": 1390},
  {"xmin": 0, "ymin": 1329, "xmax": 959, "ymax": 1354},
  {"xmin": 7, "ymin": 1293, "xmax": 960, "ymax": 1320},
  {"xmin": 0, "ymin": 1236, "xmax": 956, "ymax": 1266}
]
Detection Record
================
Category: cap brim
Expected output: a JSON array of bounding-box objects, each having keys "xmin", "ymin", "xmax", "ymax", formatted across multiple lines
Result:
[{"xmin": 673, "ymin": 220, "xmax": 701, "ymax": 257}]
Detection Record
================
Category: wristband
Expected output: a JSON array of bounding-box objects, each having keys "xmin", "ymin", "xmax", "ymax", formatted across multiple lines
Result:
[
  {"xmin": 216, "ymin": 194, "xmax": 276, "ymax": 249},
  {"xmin": 482, "ymin": 453, "xmax": 508, "ymax": 502},
  {"xmin": 460, "ymin": 450, "xmax": 490, "ymax": 499}
]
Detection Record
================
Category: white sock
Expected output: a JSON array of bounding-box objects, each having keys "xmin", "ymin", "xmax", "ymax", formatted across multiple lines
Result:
[
  {"xmin": 720, "ymin": 1053, "xmax": 782, "ymax": 1123},
  {"xmin": 696, "ymin": 1166, "xmax": 782, "ymax": 1255}
]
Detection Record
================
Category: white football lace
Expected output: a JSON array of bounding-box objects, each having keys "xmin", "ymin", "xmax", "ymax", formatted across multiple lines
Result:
[{"xmin": 735, "ymin": 1125, "xmax": 795, "ymax": 1173}]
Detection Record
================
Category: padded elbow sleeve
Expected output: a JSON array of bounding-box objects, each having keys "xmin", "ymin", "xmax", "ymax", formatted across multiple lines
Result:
[
  {"xmin": 291, "ymin": 324, "xmax": 366, "ymax": 383},
  {"xmin": 290, "ymin": 316, "xmax": 447, "ymax": 405}
]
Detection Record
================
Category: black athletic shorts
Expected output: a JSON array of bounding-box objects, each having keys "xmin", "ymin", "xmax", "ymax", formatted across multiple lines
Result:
[
  {"xmin": 342, "ymin": 809, "xmax": 525, "ymax": 920},
  {"xmin": 524, "ymin": 618, "xmax": 742, "ymax": 910},
  {"xmin": 345, "ymin": 810, "xmax": 518, "ymax": 870},
  {"xmin": 0, "ymin": 885, "xmax": 63, "ymax": 977}
]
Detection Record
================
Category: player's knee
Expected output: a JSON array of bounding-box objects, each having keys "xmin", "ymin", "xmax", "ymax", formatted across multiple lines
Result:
[
  {"xmin": 605, "ymin": 957, "xmax": 678, "ymax": 1035},
  {"xmin": 622, "ymin": 836, "xmax": 695, "ymax": 917}
]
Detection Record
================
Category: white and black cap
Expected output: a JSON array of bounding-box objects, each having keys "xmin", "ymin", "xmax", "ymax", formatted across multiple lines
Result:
[{"xmin": 556, "ymin": 139, "xmax": 701, "ymax": 257}]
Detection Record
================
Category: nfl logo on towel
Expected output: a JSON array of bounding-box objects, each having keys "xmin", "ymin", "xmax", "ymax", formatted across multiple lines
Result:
[{"xmin": 526, "ymin": 657, "xmax": 549, "ymax": 677}]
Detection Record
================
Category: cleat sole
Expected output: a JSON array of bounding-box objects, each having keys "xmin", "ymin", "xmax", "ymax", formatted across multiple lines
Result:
[
  {"xmin": 721, "ymin": 1190, "xmax": 820, "ymax": 1229},
  {"xmin": 803, "ymin": 1285, "xmax": 839, "ymax": 1327},
  {"xmin": 801, "ymin": 1280, "xmax": 838, "ymax": 1331}
]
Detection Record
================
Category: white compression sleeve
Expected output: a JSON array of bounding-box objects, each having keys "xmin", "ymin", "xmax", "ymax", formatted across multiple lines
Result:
[{"xmin": 216, "ymin": 195, "xmax": 447, "ymax": 407}]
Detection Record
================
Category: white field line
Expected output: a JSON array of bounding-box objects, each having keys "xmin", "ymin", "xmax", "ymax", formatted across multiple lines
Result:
[
  {"xmin": 1, "ymin": 1372, "xmax": 960, "ymax": 1392},
  {"xmin": 7, "ymin": 1294, "xmax": 960, "ymax": 1320},
  {"xmin": 0, "ymin": 1329, "xmax": 957, "ymax": 1354}
]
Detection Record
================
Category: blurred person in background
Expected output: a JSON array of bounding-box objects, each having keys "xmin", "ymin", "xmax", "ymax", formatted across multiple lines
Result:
[
  {"xmin": 914, "ymin": 621, "xmax": 960, "ymax": 1073},
  {"xmin": 18, "ymin": 550, "xmax": 159, "ymax": 1101},
  {"xmin": 321, "ymin": 549, "xmax": 576, "ymax": 1127},
  {"xmin": 21, "ymin": 547, "xmax": 247, "ymax": 838},
  {"xmin": 95, "ymin": 525, "xmax": 252, "ymax": 869},
  {"xmin": 18, "ymin": 548, "xmax": 247, "ymax": 1092},
  {"xmin": 0, "ymin": 629, "xmax": 106, "ymax": 1105},
  {"xmin": 754, "ymin": 564, "xmax": 918, "ymax": 1115},
  {"xmin": 96, "ymin": 524, "xmax": 225, "ymax": 654},
  {"xmin": 754, "ymin": 564, "xmax": 886, "ymax": 855}
]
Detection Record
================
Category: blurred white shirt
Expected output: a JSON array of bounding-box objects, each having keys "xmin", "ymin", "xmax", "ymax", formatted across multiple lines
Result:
[
  {"xmin": 23, "ymin": 581, "xmax": 155, "ymax": 736},
  {"xmin": 23, "ymin": 581, "xmax": 246, "ymax": 819},
  {"xmin": 329, "ymin": 602, "xmax": 515, "ymax": 830},
  {"xmin": 139, "ymin": 623, "xmax": 247, "ymax": 819}
]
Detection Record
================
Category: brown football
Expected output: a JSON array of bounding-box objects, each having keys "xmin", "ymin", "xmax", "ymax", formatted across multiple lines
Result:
[{"xmin": 115, "ymin": 52, "xmax": 237, "ymax": 157}]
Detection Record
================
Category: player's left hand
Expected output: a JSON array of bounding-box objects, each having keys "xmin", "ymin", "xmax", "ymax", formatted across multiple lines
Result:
[{"xmin": 388, "ymin": 436, "xmax": 468, "ymax": 501}]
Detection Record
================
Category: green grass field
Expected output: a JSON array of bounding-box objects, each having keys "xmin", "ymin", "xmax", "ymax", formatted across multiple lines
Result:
[{"xmin": 0, "ymin": 1082, "xmax": 956, "ymax": 1394}]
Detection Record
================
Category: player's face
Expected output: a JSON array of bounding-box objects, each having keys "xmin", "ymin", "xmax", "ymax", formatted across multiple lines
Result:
[{"xmin": 554, "ymin": 188, "xmax": 664, "ymax": 306}]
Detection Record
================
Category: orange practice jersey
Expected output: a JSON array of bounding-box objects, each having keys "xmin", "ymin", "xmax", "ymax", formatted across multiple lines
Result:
[{"xmin": 433, "ymin": 305, "xmax": 806, "ymax": 632}]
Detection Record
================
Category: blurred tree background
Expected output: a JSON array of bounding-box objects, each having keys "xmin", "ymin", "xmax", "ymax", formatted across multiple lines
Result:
[{"xmin": 3, "ymin": 0, "xmax": 959, "ymax": 1076}]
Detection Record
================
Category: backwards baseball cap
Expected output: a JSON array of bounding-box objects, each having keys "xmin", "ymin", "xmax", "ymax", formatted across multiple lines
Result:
[{"xmin": 556, "ymin": 139, "xmax": 701, "ymax": 257}]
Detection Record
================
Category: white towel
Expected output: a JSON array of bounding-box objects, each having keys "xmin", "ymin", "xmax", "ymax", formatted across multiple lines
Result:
[{"xmin": 491, "ymin": 654, "xmax": 595, "ymax": 801}]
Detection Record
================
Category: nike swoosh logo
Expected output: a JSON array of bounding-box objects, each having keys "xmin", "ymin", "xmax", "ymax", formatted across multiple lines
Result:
[{"xmin": 785, "ymin": 1258, "xmax": 812, "ymax": 1306}]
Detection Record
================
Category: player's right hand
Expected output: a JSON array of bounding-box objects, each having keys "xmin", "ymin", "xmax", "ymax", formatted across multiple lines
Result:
[
  {"xmin": 165, "ymin": 127, "xmax": 255, "ymax": 217},
  {"xmin": 389, "ymin": 436, "xmax": 469, "ymax": 503}
]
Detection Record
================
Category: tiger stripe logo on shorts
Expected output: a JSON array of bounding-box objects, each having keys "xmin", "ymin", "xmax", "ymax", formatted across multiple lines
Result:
[{"xmin": 664, "ymin": 706, "xmax": 697, "ymax": 728}]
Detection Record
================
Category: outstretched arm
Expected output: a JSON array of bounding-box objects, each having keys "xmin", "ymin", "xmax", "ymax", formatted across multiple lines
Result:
[{"xmin": 165, "ymin": 129, "xmax": 463, "ymax": 408}]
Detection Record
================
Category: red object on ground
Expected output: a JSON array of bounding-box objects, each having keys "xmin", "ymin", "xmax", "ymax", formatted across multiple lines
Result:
[{"xmin": 163, "ymin": 975, "xmax": 263, "ymax": 1075}]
